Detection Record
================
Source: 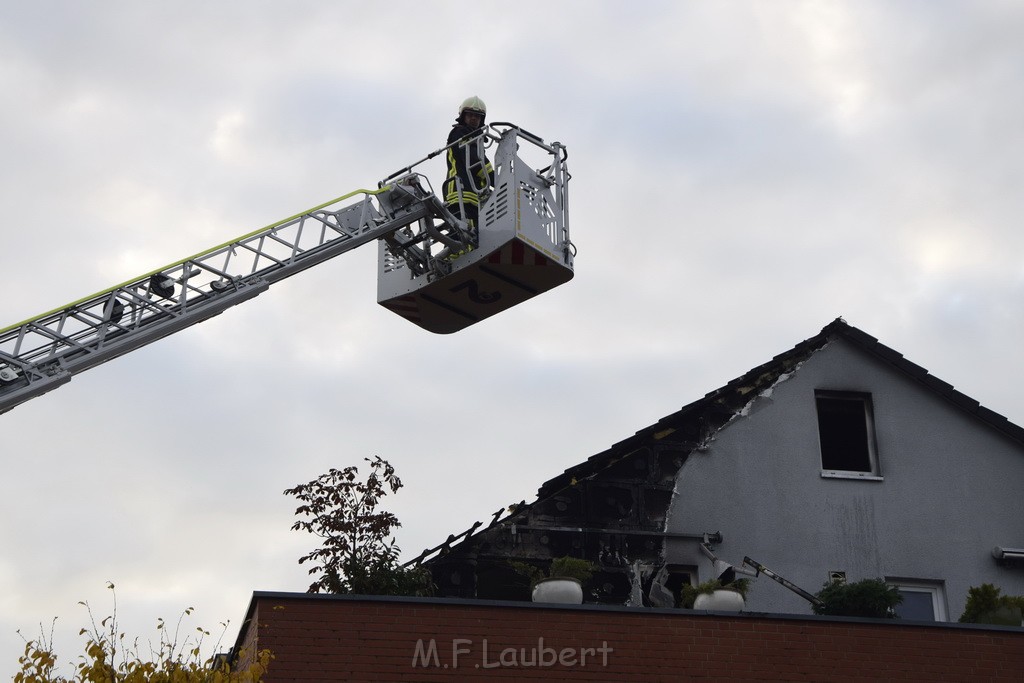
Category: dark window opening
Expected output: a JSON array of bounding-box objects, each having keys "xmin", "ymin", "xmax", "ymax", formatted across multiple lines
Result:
[
  {"xmin": 889, "ymin": 580, "xmax": 947, "ymax": 621},
  {"xmin": 660, "ymin": 566, "xmax": 696, "ymax": 608},
  {"xmin": 896, "ymin": 590, "xmax": 937, "ymax": 620},
  {"xmin": 816, "ymin": 391, "xmax": 877, "ymax": 474}
]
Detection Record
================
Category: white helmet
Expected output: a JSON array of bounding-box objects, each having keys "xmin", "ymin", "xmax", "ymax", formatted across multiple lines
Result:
[{"xmin": 459, "ymin": 95, "xmax": 487, "ymax": 117}]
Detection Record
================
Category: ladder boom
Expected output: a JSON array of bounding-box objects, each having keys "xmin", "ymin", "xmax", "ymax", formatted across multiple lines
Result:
[{"xmin": 0, "ymin": 182, "xmax": 438, "ymax": 414}]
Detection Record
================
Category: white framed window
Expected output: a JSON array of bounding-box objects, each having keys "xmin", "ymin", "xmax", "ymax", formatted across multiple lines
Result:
[
  {"xmin": 888, "ymin": 579, "xmax": 947, "ymax": 621},
  {"xmin": 815, "ymin": 390, "xmax": 882, "ymax": 479}
]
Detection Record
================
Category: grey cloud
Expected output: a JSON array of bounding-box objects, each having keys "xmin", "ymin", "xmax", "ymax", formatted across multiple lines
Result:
[{"xmin": 4, "ymin": 1, "xmax": 1024, "ymax": 677}]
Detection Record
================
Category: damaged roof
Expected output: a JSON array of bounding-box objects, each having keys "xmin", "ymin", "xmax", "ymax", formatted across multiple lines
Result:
[
  {"xmin": 540, "ymin": 316, "xmax": 1024, "ymax": 497},
  {"xmin": 414, "ymin": 317, "xmax": 1024, "ymax": 564}
]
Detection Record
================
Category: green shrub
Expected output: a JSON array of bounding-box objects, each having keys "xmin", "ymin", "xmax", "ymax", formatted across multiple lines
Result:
[
  {"xmin": 812, "ymin": 578, "xmax": 902, "ymax": 618},
  {"xmin": 959, "ymin": 583, "xmax": 1024, "ymax": 624},
  {"xmin": 511, "ymin": 556, "xmax": 596, "ymax": 587},
  {"xmin": 548, "ymin": 557, "xmax": 595, "ymax": 583}
]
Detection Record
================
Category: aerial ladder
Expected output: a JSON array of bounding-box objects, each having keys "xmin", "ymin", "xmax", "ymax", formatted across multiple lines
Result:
[{"xmin": 0, "ymin": 122, "xmax": 574, "ymax": 415}]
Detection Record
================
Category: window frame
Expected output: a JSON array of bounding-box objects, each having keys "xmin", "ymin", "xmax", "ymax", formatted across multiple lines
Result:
[
  {"xmin": 887, "ymin": 579, "xmax": 948, "ymax": 622},
  {"xmin": 815, "ymin": 390, "xmax": 882, "ymax": 480}
]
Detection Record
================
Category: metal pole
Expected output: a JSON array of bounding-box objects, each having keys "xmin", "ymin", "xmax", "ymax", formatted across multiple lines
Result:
[{"xmin": 742, "ymin": 556, "xmax": 823, "ymax": 607}]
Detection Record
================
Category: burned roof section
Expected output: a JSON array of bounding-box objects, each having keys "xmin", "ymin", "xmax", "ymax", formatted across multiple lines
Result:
[
  {"xmin": 415, "ymin": 317, "xmax": 1024, "ymax": 602},
  {"xmin": 537, "ymin": 316, "xmax": 1024, "ymax": 497}
]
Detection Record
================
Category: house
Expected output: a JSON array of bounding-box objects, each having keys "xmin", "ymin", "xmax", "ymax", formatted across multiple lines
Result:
[
  {"xmin": 228, "ymin": 319, "xmax": 1024, "ymax": 680},
  {"xmin": 413, "ymin": 318, "xmax": 1024, "ymax": 620}
]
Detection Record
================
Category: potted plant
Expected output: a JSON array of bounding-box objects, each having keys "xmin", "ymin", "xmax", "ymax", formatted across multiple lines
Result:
[
  {"xmin": 959, "ymin": 583, "xmax": 1024, "ymax": 626},
  {"xmin": 681, "ymin": 578, "xmax": 750, "ymax": 612},
  {"xmin": 812, "ymin": 578, "xmax": 902, "ymax": 618},
  {"xmin": 512, "ymin": 556, "xmax": 596, "ymax": 604}
]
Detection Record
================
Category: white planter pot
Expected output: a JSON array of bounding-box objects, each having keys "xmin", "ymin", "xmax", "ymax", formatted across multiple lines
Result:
[
  {"xmin": 532, "ymin": 577, "xmax": 583, "ymax": 604},
  {"xmin": 693, "ymin": 589, "xmax": 745, "ymax": 612}
]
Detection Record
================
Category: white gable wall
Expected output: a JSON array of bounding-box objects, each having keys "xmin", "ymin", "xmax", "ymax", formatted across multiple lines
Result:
[{"xmin": 665, "ymin": 337, "xmax": 1024, "ymax": 619}]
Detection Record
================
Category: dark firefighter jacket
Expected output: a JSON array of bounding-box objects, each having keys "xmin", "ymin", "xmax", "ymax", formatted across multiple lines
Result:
[{"xmin": 444, "ymin": 123, "xmax": 495, "ymax": 212}]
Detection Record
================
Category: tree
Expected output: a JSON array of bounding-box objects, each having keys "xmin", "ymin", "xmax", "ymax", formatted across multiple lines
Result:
[{"xmin": 283, "ymin": 456, "xmax": 432, "ymax": 596}]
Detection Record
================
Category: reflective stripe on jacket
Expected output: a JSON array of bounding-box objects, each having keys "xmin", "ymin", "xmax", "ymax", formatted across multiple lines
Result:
[{"xmin": 444, "ymin": 124, "xmax": 493, "ymax": 208}]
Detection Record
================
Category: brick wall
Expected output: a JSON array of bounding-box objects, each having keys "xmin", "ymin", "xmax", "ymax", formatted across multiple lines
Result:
[{"xmin": 234, "ymin": 592, "xmax": 1023, "ymax": 681}]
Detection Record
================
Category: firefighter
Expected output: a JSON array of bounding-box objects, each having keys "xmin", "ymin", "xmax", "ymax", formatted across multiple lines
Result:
[{"xmin": 444, "ymin": 96, "xmax": 495, "ymax": 229}]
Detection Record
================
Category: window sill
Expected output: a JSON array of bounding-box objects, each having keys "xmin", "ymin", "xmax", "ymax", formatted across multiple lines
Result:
[{"xmin": 821, "ymin": 471, "xmax": 884, "ymax": 482}]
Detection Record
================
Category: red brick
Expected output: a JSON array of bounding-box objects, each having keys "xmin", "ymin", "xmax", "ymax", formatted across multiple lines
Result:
[{"xmin": 240, "ymin": 595, "xmax": 1024, "ymax": 682}]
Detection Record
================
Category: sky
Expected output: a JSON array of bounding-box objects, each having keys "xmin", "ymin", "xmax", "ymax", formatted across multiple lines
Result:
[{"xmin": 2, "ymin": 0, "xmax": 1023, "ymax": 675}]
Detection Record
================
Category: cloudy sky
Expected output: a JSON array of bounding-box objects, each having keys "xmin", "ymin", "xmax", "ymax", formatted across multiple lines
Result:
[{"xmin": 2, "ymin": 0, "xmax": 1023, "ymax": 674}]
